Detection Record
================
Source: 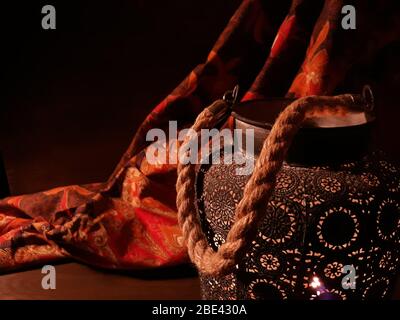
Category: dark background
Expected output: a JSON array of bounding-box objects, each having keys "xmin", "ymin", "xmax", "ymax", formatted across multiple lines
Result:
[{"xmin": 2, "ymin": 0, "xmax": 241, "ymax": 195}]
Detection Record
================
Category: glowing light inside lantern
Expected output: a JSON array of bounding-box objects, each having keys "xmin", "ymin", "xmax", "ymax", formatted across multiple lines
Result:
[{"xmin": 310, "ymin": 276, "xmax": 321, "ymax": 289}]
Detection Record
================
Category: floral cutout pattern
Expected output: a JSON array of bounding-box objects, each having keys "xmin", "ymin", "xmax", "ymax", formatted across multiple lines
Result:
[{"xmin": 197, "ymin": 151, "xmax": 400, "ymax": 300}]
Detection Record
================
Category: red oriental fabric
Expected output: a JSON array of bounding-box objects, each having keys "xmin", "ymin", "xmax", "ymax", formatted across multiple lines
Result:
[{"xmin": 1, "ymin": 0, "xmax": 399, "ymax": 272}]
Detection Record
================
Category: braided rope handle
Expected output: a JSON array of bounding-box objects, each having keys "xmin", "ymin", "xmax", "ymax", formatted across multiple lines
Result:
[{"xmin": 176, "ymin": 91, "xmax": 371, "ymax": 276}]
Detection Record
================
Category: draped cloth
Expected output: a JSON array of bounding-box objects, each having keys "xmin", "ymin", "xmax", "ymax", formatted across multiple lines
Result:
[{"xmin": 1, "ymin": 0, "xmax": 399, "ymax": 272}]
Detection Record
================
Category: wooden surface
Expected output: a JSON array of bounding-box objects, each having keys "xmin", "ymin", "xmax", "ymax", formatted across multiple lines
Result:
[{"xmin": 0, "ymin": 263, "xmax": 201, "ymax": 300}]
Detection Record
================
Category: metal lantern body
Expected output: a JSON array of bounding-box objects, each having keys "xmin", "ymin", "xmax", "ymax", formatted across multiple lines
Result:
[{"xmin": 195, "ymin": 99, "xmax": 400, "ymax": 300}]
